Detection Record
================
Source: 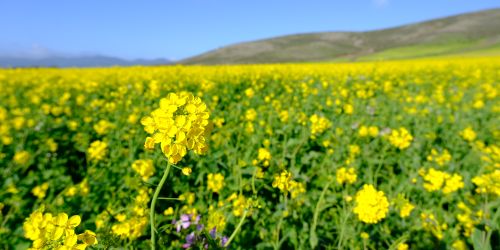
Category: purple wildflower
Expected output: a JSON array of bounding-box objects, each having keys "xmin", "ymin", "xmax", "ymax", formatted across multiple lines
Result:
[
  {"xmin": 221, "ymin": 236, "xmax": 229, "ymax": 248},
  {"xmin": 209, "ymin": 227, "xmax": 217, "ymax": 238},
  {"xmin": 176, "ymin": 214, "xmax": 192, "ymax": 232},
  {"xmin": 182, "ymin": 232, "xmax": 196, "ymax": 248}
]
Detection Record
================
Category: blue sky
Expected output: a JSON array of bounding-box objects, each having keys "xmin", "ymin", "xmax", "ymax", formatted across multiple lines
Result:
[{"xmin": 0, "ymin": 0, "xmax": 499, "ymax": 60}]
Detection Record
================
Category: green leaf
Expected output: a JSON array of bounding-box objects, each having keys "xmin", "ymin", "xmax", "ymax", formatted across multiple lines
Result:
[
  {"xmin": 471, "ymin": 228, "xmax": 491, "ymax": 250},
  {"xmin": 310, "ymin": 230, "xmax": 318, "ymax": 249}
]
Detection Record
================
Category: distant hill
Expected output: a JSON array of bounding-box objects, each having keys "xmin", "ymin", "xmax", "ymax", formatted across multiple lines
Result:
[
  {"xmin": 180, "ymin": 8, "xmax": 500, "ymax": 64},
  {"xmin": 0, "ymin": 55, "xmax": 171, "ymax": 68}
]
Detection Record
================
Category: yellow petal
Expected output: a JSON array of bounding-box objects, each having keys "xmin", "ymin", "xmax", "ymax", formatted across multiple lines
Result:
[
  {"xmin": 67, "ymin": 215, "xmax": 81, "ymax": 228},
  {"xmin": 74, "ymin": 244, "xmax": 88, "ymax": 250},
  {"xmin": 140, "ymin": 116, "xmax": 153, "ymax": 125},
  {"xmin": 52, "ymin": 227, "xmax": 64, "ymax": 240},
  {"xmin": 56, "ymin": 213, "xmax": 68, "ymax": 226},
  {"xmin": 64, "ymin": 234, "xmax": 77, "ymax": 246}
]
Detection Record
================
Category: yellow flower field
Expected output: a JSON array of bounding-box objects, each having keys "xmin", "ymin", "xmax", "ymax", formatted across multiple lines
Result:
[{"xmin": 0, "ymin": 57, "xmax": 499, "ymax": 249}]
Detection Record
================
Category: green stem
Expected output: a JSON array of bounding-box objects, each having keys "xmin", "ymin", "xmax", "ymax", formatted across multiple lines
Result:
[
  {"xmin": 310, "ymin": 180, "xmax": 333, "ymax": 249},
  {"xmin": 251, "ymin": 168, "xmax": 257, "ymax": 195},
  {"xmin": 150, "ymin": 162, "xmax": 171, "ymax": 250},
  {"xmin": 157, "ymin": 197, "xmax": 181, "ymax": 201},
  {"xmin": 275, "ymin": 214, "xmax": 284, "ymax": 250},
  {"xmin": 373, "ymin": 144, "xmax": 389, "ymax": 185},
  {"xmin": 224, "ymin": 209, "xmax": 249, "ymax": 247}
]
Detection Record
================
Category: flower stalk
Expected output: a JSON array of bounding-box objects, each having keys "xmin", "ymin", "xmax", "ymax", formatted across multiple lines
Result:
[
  {"xmin": 150, "ymin": 162, "xmax": 172, "ymax": 250},
  {"xmin": 224, "ymin": 209, "xmax": 249, "ymax": 247}
]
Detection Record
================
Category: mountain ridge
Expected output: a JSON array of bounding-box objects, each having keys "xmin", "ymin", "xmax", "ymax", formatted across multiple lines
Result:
[
  {"xmin": 0, "ymin": 55, "xmax": 171, "ymax": 68},
  {"xmin": 180, "ymin": 8, "xmax": 500, "ymax": 64}
]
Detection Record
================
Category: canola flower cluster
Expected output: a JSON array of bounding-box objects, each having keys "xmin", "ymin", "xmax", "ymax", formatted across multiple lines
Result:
[
  {"xmin": 471, "ymin": 170, "xmax": 500, "ymax": 196},
  {"xmin": 87, "ymin": 140, "xmax": 108, "ymax": 162},
  {"xmin": 272, "ymin": 170, "xmax": 306, "ymax": 199},
  {"xmin": 207, "ymin": 173, "xmax": 225, "ymax": 193},
  {"xmin": 141, "ymin": 92, "xmax": 210, "ymax": 164},
  {"xmin": 309, "ymin": 114, "xmax": 331, "ymax": 138},
  {"xmin": 353, "ymin": 184, "xmax": 389, "ymax": 224},
  {"xmin": 387, "ymin": 127, "xmax": 413, "ymax": 150},
  {"xmin": 419, "ymin": 168, "xmax": 464, "ymax": 194},
  {"xmin": 336, "ymin": 167, "xmax": 357, "ymax": 185},
  {"xmin": 111, "ymin": 188, "xmax": 151, "ymax": 239},
  {"xmin": 131, "ymin": 159, "xmax": 155, "ymax": 181},
  {"xmin": 427, "ymin": 148, "xmax": 452, "ymax": 167},
  {"xmin": 23, "ymin": 207, "xmax": 97, "ymax": 250}
]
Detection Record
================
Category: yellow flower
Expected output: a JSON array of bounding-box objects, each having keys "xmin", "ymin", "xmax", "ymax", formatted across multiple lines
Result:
[
  {"xmin": 279, "ymin": 110, "xmax": 289, "ymax": 123},
  {"xmin": 256, "ymin": 148, "xmax": 271, "ymax": 167},
  {"xmin": 255, "ymin": 167, "xmax": 265, "ymax": 179},
  {"xmin": 207, "ymin": 173, "xmax": 225, "ymax": 193},
  {"xmin": 144, "ymin": 136, "xmax": 156, "ymax": 150},
  {"xmin": 420, "ymin": 212, "xmax": 444, "ymax": 239},
  {"xmin": 289, "ymin": 181, "xmax": 306, "ymax": 199},
  {"xmin": 460, "ymin": 127, "xmax": 476, "ymax": 142},
  {"xmin": 397, "ymin": 243, "xmax": 409, "ymax": 250},
  {"xmin": 420, "ymin": 168, "xmax": 464, "ymax": 194},
  {"xmin": 141, "ymin": 92, "xmax": 210, "ymax": 164},
  {"xmin": 181, "ymin": 167, "xmax": 192, "ymax": 176},
  {"xmin": 7, "ymin": 184, "xmax": 19, "ymax": 194},
  {"xmin": 207, "ymin": 209, "xmax": 226, "ymax": 232},
  {"xmin": 368, "ymin": 126, "xmax": 379, "ymax": 137},
  {"xmin": 244, "ymin": 88, "xmax": 255, "ymax": 98},
  {"xmin": 231, "ymin": 194, "xmax": 250, "ymax": 217},
  {"xmin": 77, "ymin": 230, "xmax": 98, "ymax": 246},
  {"xmin": 427, "ymin": 148, "xmax": 452, "ymax": 167},
  {"xmin": 213, "ymin": 117, "xmax": 225, "ymax": 127},
  {"xmin": 65, "ymin": 186, "xmax": 78, "ymax": 197},
  {"xmin": 131, "ymin": 159, "xmax": 155, "ymax": 181},
  {"xmin": 164, "ymin": 207, "xmax": 174, "ymax": 216},
  {"xmin": 13, "ymin": 150, "xmax": 30, "ymax": 165},
  {"xmin": 399, "ymin": 202, "xmax": 415, "ymax": 218},
  {"xmin": 272, "ymin": 170, "xmax": 293, "ymax": 193},
  {"xmin": 52, "ymin": 213, "xmax": 81, "ymax": 240},
  {"xmin": 443, "ymin": 174, "xmax": 464, "ymax": 194},
  {"xmin": 93, "ymin": 119, "xmax": 115, "ymax": 135},
  {"xmin": 456, "ymin": 202, "xmax": 480, "ymax": 237},
  {"xmin": 23, "ymin": 207, "xmax": 90, "ymax": 249},
  {"xmin": 349, "ymin": 144, "xmax": 361, "ymax": 156},
  {"xmin": 344, "ymin": 195, "xmax": 353, "ymax": 202},
  {"xmin": 353, "ymin": 184, "xmax": 389, "ymax": 224},
  {"xmin": 452, "ymin": 240, "xmax": 467, "ymax": 250},
  {"xmin": 472, "ymin": 170, "xmax": 500, "ymax": 196},
  {"xmin": 87, "ymin": 140, "xmax": 108, "ymax": 162},
  {"xmin": 23, "ymin": 210, "xmax": 44, "ymax": 241},
  {"xmin": 343, "ymin": 103, "xmax": 354, "ymax": 114},
  {"xmin": 112, "ymin": 217, "xmax": 148, "ymax": 239},
  {"xmin": 421, "ymin": 168, "xmax": 446, "ymax": 191},
  {"xmin": 358, "ymin": 125, "xmax": 369, "ymax": 137},
  {"xmin": 387, "ymin": 127, "xmax": 413, "ymax": 149},
  {"xmin": 245, "ymin": 108, "xmax": 257, "ymax": 121},
  {"xmin": 336, "ymin": 167, "xmax": 357, "ymax": 185},
  {"xmin": 32, "ymin": 183, "xmax": 49, "ymax": 199},
  {"xmin": 128, "ymin": 113, "xmax": 139, "ymax": 124},
  {"xmin": 310, "ymin": 114, "xmax": 331, "ymax": 137},
  {"xmin": 179, "ymin": 192, "xmax": 195, "ymax": 205},
  {"xmin": 47, "ymin": 138, "xmax": 58, "ymax": 152},
  {"xmin": 360, "ymin": 232, "xmax": 369, "ymax": 239},
  {"xmin": 359, "ymin": 125, "xmax": 378, "ymax": 137},
  {"xmin": 67, "ymin": 120, "xmax": 78, "ymax": 131}
]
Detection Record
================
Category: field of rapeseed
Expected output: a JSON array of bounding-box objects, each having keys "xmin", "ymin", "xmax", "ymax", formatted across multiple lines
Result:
[{"xmin": 0, "ymin": 57, "xmax": 499, "ymax": 249}]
